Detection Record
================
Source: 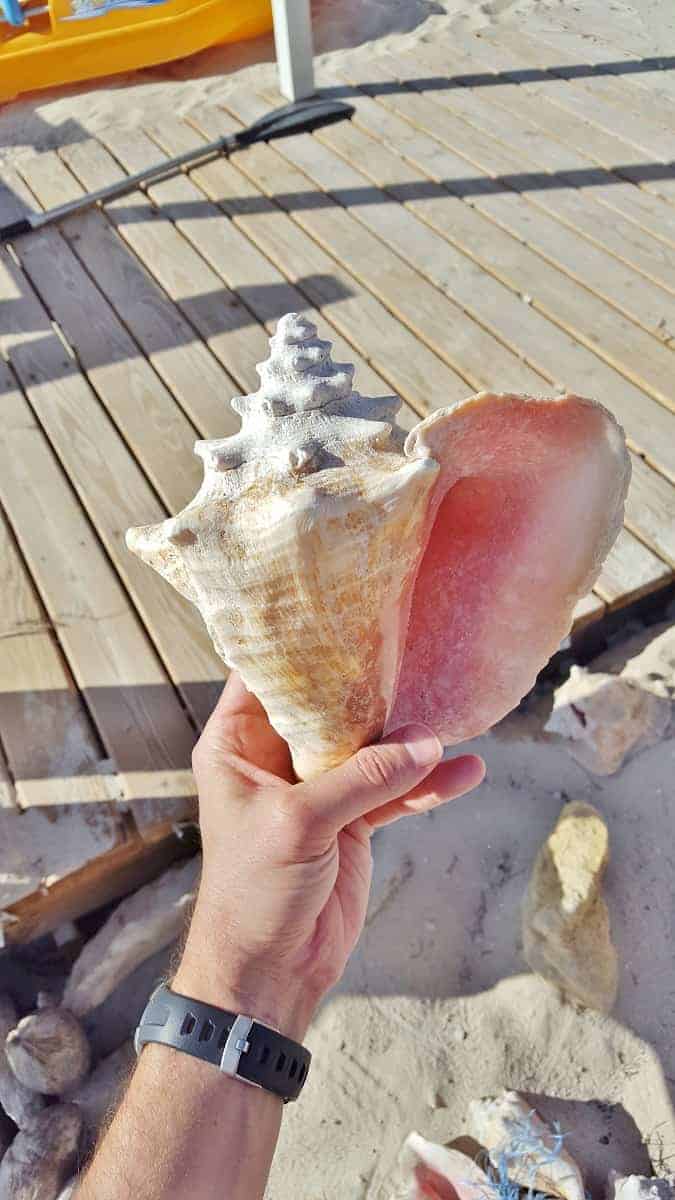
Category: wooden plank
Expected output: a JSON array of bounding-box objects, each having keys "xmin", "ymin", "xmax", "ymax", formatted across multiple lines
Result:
[
  {"xmin": 1, "ymin": 823, "xmax": 181, "ymax": 946},
  {"xmin": 471, "ymin": 30, "xmax": 675, "ymax": 251},
  {"xmin": 131, "ymin": 115, "xmax": 422, "ymax": 433},
  {"xmin": 513, "ymin": 19, "xmax": 675, "ymax": 112},
  {"xmin": 400, "ymin": 36, "xmax": 675, "ymax": 238},
  {"xmin": 521, "ymin": 9, "xmax": 675, "ymax": 108},
  {"xmin": 220, "ymin": 90, "xmax": 547, "ymax": 398},
  {"xmin": 594, "ymin": 527, "xmax": 672, "ymax": 607},
  {"xmin": 3, "ymin": 166, "xmax": 202, "ymax": 516},
  {"xmin": 410, "ymin": 37, "xmax": 675, "ymax": 291},
  {"xmin": 0, "ymin": 455, "xmax": 199, "ymax": 824},
  {"xmin": 259, "ymin": 85, "xmax": 550, "ymax": 397},
  {"xmin": 17, "ymin": 767, "xmax": 196, "ymax": 806},
  {"xmin": 0, "ymin": 502, "xmax": 115, "ymax": 805},
  {"xmin": 320, "ymin": 67, "xmax": 675, "ymax": 465},
  {"xmin": 415, "ymin": 37, "xmax": 672, "ymax": 253},
  {"xmin": 492, "ymin": 25, "xmax": 675, "ymax": 131},
  {"xmin": 472, "ymin": 35, "xmax": 675, "ymax": 168},
  {"xmin": 0, "ymin": 357, "xmax": 199, "ymax": 828},
  {"xmin": 265, "ymin": 82, "xmax": 675, "ymax": 470},
  {"xmin": 625, "ymin": 452, "xmax": 675, "ymax": 566},
  {"xmin": 572, "ymin": 592, "xmax": 607, "ymax": 631},
  {"xmin": 0, "ymin": 205, "xmax": 222, "ymax": 735},
  {"xmin": 60, "ymin": 134, "xmax": 269, "ymax": 397},
  {"xmin": 14, "ymin": 150, "xmax": 241, "ymax": 442},
  {"xmin": 186, "ymin": 107, "xmax": 470, "ymax": 414},
  {"xmin": 334, "ymin": 53, "xmax": 675, "ymax": 356},
  {"xmin": 149, "ymin": 107, "xmax": 544, "ymax": 403}
]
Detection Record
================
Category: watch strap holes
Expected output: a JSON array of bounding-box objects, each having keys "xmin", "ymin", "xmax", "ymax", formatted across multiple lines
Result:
[
  {"xmin": 199, "ymin": 1018, "xmax": 215, "ymax": 1043},
  {"xmin": 217, "ymin": 1026, "xmax": 230, "ymax": 1051},
  {"xmin": 259, "ymin": 1045, "xmax": 271, "ymax": 1065},
  {"xmin": 180, "ymin": 1013, "xmax": 196, "ymax": 1036},
  {"xmin": 275, "ymin": 1051, "xmax": 286, "ymax": 1073},
  {"xmin": 289, "ymin": 1059, "xmax": 298, "ymax": 1078}
]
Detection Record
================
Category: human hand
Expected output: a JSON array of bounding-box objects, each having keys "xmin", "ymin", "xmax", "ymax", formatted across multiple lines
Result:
[{"xmin": 174, "ymin": 673, "xmax": 485, "ymax": 1041}]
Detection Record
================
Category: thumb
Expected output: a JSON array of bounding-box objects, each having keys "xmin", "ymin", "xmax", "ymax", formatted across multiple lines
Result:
[{"xmin": 294, "ymin": 724, "xmax": 443, "ymax": 831}]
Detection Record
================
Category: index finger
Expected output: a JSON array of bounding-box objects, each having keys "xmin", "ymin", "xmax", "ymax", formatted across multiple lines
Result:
[{"xmin": 214, "ymin": 670, "xmax": 268, "ymax": 721}]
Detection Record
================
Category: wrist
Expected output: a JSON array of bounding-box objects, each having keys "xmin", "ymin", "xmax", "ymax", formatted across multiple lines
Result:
[{"xmin": 174, "ymin": 933, "xmax": 318, "ymax": 1044}]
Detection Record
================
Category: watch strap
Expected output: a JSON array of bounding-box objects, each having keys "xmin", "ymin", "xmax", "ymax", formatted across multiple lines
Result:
[{"xmin": 134, "ymin": 984, "xmax": 310, "ymax": 1103}]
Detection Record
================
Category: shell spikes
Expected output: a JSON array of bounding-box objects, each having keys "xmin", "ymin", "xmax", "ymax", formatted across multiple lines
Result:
[{"xmin": 127, "ymin": 313, "xmax": 630, "ymax": 779}]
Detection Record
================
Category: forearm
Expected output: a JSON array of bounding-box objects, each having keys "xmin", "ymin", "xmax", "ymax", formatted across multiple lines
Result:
[
  {"xmin": 78, "ymin": 901, "xmax": 318, "ymax": 1200},
  {"xmin": 78, "ymin": 1044, "xmax": 283, "ymax": 1200}
]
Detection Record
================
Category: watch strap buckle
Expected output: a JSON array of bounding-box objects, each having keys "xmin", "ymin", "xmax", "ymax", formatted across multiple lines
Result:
[{"xmin": 219, "ymin": 1014, "xmax": 258, "ymax": 1083}]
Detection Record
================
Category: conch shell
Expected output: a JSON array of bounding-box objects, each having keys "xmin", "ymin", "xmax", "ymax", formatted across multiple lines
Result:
[{"xmin": 127, "ymin": 313, "xmax": 629, "ymax": 778}]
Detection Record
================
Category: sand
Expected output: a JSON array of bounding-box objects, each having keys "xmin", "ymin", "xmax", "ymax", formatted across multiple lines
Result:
[
  {"xmin": 1, "ymin": 0, "xmax": 674, "ymax": 159},
  {"xmin": 1, "ymin": 0, "xmax": 674, "ymax": 1192}
]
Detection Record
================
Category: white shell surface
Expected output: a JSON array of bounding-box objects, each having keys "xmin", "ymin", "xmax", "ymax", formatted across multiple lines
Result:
[
  {"xmin": 127, "ymin": 313, "xmax": 438, "ymax": 777},
  {"xmin": 469, "ymin": 1090, "xmax": 585, "ymax": 1200}
]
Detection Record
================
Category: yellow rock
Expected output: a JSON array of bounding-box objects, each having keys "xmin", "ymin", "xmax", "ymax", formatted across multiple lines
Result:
[{"xmin": 522, "ymin": 802, "xmax": 618, "ymax": 1012}]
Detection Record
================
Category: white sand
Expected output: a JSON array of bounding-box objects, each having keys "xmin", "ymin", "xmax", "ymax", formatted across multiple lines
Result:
[{"xmin": 1, "ymin": 0, "xmax": 673, "ymax": 160}]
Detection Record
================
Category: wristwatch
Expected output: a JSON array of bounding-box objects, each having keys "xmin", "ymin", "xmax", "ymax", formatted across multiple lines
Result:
[{"xmin": 135, "ymin": 984, "xmax": 311, "ymax": 1103}]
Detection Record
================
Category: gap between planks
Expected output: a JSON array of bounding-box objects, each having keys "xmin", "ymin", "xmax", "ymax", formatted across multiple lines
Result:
[
  {"xmin": 0, "ymin": 174, "xmax": 224, "ymax": 742},
  {"xmin": 405, "ymin": 33, "xmax": 675, "ymax": 292},
  {"xmin": 318, "ymin": 56, "xmax": 675, "ymax": 419}
]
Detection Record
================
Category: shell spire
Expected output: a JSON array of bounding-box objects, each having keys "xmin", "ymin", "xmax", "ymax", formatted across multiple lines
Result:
[
  {"xmin": 127, "ymin": 313, "xmax": 630, "ymax": 780},
  {"xmin": 193, "ymin": 312, "xmax": 407, "ymax": 488}
]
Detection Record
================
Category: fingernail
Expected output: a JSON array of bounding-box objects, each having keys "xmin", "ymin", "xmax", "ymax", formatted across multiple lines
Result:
[{"xmin": 387, "ymin": 723, "xmax": 443, "ymax": 768}]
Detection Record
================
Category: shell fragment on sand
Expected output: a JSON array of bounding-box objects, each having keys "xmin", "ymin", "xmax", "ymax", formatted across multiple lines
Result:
[
  {"xmin": 522, "ymin": 802, "xmax": 618, "ymax": 1013},
  {"xmin": 469, "ymin": 1091, "xmax": 585, "ymax": 1200},
  {"xmin": 608, "ymin": 1174, "xmax": 674, "ymax": 1200},
  {"xmin": 127, "ymin": 313, "xmax": 630, "ymax": 779},
  {"xmin": 395, "ymin": 1132, "xmax": 490, "ymax": 1200},
  {"xmin": 545, "ymin": 666, "xmax": 671, "ymax": 775}
]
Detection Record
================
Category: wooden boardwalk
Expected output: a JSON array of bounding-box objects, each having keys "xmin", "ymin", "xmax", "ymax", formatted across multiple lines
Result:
[{"xmin": 1, "ymin": 21, "xmax": 673, "ymax": 937}]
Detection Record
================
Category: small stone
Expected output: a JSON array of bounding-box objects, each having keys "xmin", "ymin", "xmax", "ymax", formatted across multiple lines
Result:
[
  {"xmin": 545, "ymin": 665, "xmax": 671, "ymax": 775},
  {"xmin": 608, "ymin": 1173, "xmax": 674, "ymax": 1200},
  {"xmin": 522, "ymin": 802, "xmax": 618, "ymax": 1012},
  {"xmin": 0, "ymin": 995, "xmax": 45, "ymax": 1128},
  {"xmin": 5, "ymin": 1004, "xmax": 91, "ymax": 1095},
  {"xmin": 0, "ymin": 1104, "xmax": 82, "ymax": 1200}
]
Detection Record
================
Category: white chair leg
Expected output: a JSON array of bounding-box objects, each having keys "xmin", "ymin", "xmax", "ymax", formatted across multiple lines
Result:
[{"xmin": 271, "ymin": 0, "xmax": 315, "ymax": 101}]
